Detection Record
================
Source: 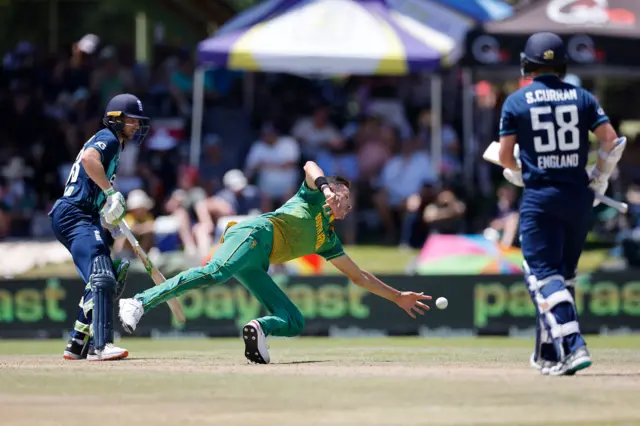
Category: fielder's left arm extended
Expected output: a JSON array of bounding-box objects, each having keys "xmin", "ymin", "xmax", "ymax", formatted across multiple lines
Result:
[{"xmin": 329, "ymin": 254, "xmax": 431, "ymax": 318}]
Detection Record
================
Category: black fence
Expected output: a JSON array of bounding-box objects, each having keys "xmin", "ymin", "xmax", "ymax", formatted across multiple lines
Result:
[{"xmin": 1, "ymin": 273, "xmax": 639, "ymax": 338}]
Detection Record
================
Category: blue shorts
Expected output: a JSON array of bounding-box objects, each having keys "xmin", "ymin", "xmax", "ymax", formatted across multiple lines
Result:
[
  {"xmin": 519, "ymin": 185, "xmax": 593, "ymax": 281},
  {"xmin": 50, "ymin": 200, "xmax": 111, "ymax": 283}
]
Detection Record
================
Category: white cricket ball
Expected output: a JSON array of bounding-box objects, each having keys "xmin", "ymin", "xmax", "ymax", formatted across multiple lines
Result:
[{"xmin": 436, "ymin": 297, "xmax": 448, "ymax": 310}]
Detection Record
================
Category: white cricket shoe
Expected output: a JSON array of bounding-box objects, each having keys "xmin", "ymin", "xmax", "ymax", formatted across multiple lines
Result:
[
  {"xmin": 86, "ymin": 343, "xmax": 128, "ymax": 362},
  {"xmin": 119, "ymin": 298, "xmax": 144, "ymax": 333},
  {"xmin": 243, "ymin": 320, "xmax": 270, "ymax": 364},
  {"xmin": 547, "ymin": 346, "xmax": 591, "ymax": 377}
]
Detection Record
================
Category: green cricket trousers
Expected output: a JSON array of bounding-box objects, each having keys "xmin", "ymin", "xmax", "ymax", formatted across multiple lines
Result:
[{"xmin": 135, "ymin": 217, "xmax": 305, "ymax": 337}]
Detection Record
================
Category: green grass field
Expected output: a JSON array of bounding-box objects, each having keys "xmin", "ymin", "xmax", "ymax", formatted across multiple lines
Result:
[{"xmin": 2, "ymin": 336, "xmax": 640, "ymax": 426}]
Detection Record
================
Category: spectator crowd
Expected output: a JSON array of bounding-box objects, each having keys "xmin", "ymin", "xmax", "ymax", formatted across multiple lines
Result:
[{"xmin": 2, "ymin": 35, "xmax": 639, "ymax": 266}]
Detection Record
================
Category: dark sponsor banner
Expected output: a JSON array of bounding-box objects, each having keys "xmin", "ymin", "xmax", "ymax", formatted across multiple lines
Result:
[{"xmin": 0, "ymin": 273, "xmax": 639, "ymax": 338}]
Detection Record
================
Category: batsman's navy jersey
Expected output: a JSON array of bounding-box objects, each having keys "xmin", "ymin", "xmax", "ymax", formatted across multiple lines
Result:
[
  {"xmin": 58, "ymin": 128, "xmax": 121, "ymax": 216},
  {"xmin": 500, "ymin": 74, "xmax": 609, "ymax": 189}
]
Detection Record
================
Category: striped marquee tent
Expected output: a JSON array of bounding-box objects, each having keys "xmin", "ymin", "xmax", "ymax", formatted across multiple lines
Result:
[{"xmin": 189, "ymin": 0, "xmax": 478, "ymax": 169}]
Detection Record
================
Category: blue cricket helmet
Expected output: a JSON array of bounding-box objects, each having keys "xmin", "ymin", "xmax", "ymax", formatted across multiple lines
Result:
[
  {"xmin": 103, "ymin": 93, "xmax": 150, "ymax": 144},
  {"xmin": 520, "ymin": 32, "xmax": 567, "ymax": 77}
]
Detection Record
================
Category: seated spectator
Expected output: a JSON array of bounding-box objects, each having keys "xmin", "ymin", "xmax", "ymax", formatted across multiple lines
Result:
[
  {"xmin": 163, "ymin": 165, "xmax": 206, "ymax": 257},
  {"xmin": 64, "ymin": 87, "xmax": 100, "ymax": 153},
  {"xmin": 114, "ymin": 189, "xmax": 156, "ymax": 255},
  {"xmin": 244, "ymin": 123, "xmax": 300, "ymax": 212},
  {"xmin": 139, "ymin": 128, "xmax": 181, "ymax": 201},
  {"xmin": 216, "ymin": 169, "xmax": 262, "ymax": 216},
  {"xmin": 199, "ymin": 134, "xmax": 233, "ymax": 196},
  {"xmin": 422, "ymin": 186, "xmax": 466, "ymax": 235},
  {"xmin": 169, "ymin": 49, "xmax": 219, "ymax": 116},
  {"xmin": 399, "ymin": 183, "xmax": 438, "ymax": 249},
  {"xmin": 484, "ymin": 184, "xmax": 520, "ymax": 247},
  {"xmin": 416, "ymin": 108, "xmax": 461, "ymax": 178},
  {"xmin": 91, "ymin": 46, "xmax": 134, "ymax": 110},
  {"xmin": 373, "ymin": 138, "xmax": 437, "ymax": 243},
  {"xmin": 292, "ymin": 104, "xmax": 341, "ymax": 161},
  {"xmin": 357, "ymin": 119, "xmax": 394, "ymax": 183},
  {"xmin": 4, "ymin": 85, "xmax": 46, "ymax": 157},
  {"xmin": 1, "ymin": 157, "xmax": 37, "ymax": 237},
  {"xmin": 193, "ymin": 169, "xmax": 261, "ymax": 256}
]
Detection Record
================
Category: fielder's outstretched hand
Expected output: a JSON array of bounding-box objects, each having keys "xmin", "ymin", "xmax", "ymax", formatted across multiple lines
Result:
[{"xmin": 395, "ymin": 292, "xmax": 432, "ymax": 318}]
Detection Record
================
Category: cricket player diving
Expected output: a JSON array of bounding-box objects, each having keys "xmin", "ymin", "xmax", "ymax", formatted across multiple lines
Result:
[
  {"xmin": 119, "ymin": 161, "xmax": 432, "ymax": 364},
  {"xmin": 49, "ymin": 93, "xmax": 150, "ymax": 361},
  {"xmin": 498, "ymin": 32, "xmax": 625, "ymax": 376}
]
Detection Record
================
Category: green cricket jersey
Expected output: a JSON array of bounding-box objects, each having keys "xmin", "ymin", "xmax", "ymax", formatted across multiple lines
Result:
[{"xmin": 262, "ymin": 181, "xmax": 344, "ymax": 264}]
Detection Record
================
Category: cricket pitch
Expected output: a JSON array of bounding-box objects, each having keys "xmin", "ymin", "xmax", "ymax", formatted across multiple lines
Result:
[{"xmin": 1, "ymin": 336, "xmax": 639, "ymax": 426}]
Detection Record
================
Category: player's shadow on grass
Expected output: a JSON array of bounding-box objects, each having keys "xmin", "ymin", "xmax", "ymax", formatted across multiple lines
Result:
[{"xmin": 276, "ymin": 360, "xmax": 330, "ymax": 365}]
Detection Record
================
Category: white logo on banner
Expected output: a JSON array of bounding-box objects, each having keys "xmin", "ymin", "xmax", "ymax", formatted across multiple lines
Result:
[
  {"xmin": 547, "ymin": 0, "xmax": 635, "ymax": 27},
  {"xmin": 547, "ymin": 0, "xmax": 610, "ymax": 25}
]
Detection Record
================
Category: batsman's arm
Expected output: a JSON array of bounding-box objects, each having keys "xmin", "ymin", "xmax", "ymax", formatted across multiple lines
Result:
[
  {"xmin": 81, "ymin": 148, "xmax": 113, "ymax": 191},
  {"xmin": 593, "ymin": 123, "xmax": 623, "ymax": 174},
  {"xmin": 497, "ymin": 96, "xmax": 520, "ymax": 170},
  {"xmin": 498, "ymin": 134, "xmax": 520, "ymax": 170},
  {"xmin": 593, "ymin": 123, "xmax": 618, "ymax": 151}
]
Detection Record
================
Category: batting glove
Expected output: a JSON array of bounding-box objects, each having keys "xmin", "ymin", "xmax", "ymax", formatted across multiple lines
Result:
[
  {"xmin": 101, "ymin": 188, "xmax": 126, "ymax": 225},
  {"xmin": 100, "ymin": 215, "xmax": 123, "ymax": 238}
]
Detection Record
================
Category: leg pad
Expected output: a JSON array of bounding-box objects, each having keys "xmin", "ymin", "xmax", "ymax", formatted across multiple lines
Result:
[{"xmin": 90, "ymin": 255, "xmax": 116, "ymax": 351}]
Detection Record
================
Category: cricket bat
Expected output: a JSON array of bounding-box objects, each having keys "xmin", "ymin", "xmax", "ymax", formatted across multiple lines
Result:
[
  {"xmin": 482, "ymin": 141, "xmax": 628, "ymax": 214},
  {"xmin": 118, "ymin": 219, "xmax": 186, "ymax": 323}
]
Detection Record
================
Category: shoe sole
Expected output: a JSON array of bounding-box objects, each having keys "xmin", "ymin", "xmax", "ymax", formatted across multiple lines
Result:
[
  {"xmin": 566, "ymin": 357, "xmax": 592, "ymax": 375},
  {"xmin": 546, "ymin": 356, "xmax": 591, "ymax": 376},
  {"xmin": 63, "ymin": 352, "xmax": 83, "ymax": 360},
  {"xmin": 243, "ymin": 323, "xmax": 268, "ymax": 364},
  {"xmin": 86, "ymin": 350, "xmax": 129, "ymax": 362}
]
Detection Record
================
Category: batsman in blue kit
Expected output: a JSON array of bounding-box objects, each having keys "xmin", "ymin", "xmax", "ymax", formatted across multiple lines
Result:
[
  {"xmin": 498, "ymin": 32, "xmax": 625, "ymax": 376},
  {"xmin": 49, "ymin": 93, "xmax": 150, "ymax": 361}
]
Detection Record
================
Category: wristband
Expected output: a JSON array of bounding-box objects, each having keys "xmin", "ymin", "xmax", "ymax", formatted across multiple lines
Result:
[
  {"xmin": 314, "ymin": 176, "xmax": 329, "ymax": 192},
  {"xmin": 104, "ymin": 187, "xmax": 116, "ymax": 196}
]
